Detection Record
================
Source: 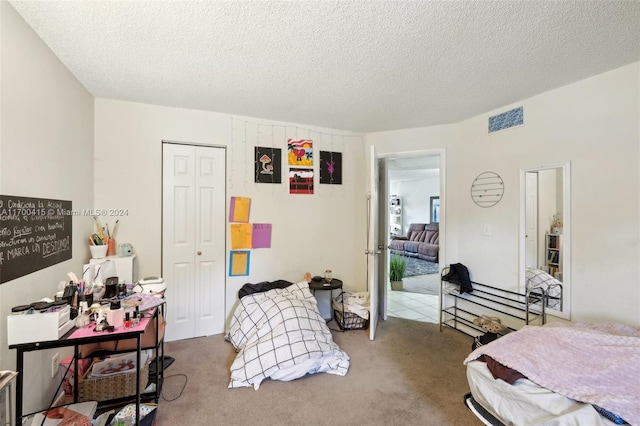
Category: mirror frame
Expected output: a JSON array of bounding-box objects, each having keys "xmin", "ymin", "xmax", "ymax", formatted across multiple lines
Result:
[{"xmin": 519, "ymin": 161, "xmax": 571, "ymax": 320}]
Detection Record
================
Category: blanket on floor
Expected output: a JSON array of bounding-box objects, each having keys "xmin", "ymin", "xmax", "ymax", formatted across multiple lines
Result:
[
  {"xmin": 228, "ymin": 280, "xmax": 350, "ymax": 390},
  {"xmin": 464, "ymin": 322, "xmax": 640, "ymax": 425}
]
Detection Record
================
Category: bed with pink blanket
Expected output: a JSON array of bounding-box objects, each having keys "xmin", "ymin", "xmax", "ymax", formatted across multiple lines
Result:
[{"xmin": 463, "ymin": 322, "xmax": 640, "ymax": 426}]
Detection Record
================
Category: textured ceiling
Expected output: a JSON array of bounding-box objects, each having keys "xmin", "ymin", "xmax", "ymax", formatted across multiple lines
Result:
[{"xmin": 8, "ymin": 1, "xmax": 640, "ymax": 133}]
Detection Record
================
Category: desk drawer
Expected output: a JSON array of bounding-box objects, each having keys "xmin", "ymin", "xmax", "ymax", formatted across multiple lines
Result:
[{"xmin": 7, "ymin": 308, "xmax": 73, "ymax": 345}]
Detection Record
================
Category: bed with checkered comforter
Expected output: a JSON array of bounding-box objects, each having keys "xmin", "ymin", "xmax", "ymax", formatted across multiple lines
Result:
[{"xmin": 227, "ymin": 280, "xmax": 350, "ymax": 390}]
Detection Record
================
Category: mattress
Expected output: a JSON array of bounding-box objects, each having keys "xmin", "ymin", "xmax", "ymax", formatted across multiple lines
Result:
[{"xmin": 466, "ymin": 360, "xmax": 616, "ymax": 426}]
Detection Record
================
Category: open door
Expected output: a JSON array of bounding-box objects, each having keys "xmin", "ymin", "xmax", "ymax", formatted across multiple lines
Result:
[
  {"xmin": 368, "ymin": 146, "xmax": 380, "ymax": 340},
  {"xmin": 525, "ymin": 172, "xmax": 538, "ymax": 269}
]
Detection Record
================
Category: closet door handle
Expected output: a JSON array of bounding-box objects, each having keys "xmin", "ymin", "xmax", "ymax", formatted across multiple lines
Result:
[{"xmin": 197, "ymin": 251, "xmax": 202, "ymax": 256}]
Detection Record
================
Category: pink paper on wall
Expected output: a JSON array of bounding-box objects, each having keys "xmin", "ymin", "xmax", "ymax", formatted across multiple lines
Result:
[{"xmin": 252, "ymin": 223, "xmax": 272, "ymax": 248}]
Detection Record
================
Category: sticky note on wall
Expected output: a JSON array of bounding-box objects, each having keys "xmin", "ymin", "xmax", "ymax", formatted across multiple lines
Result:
[
  {"xmin": 252, "ymin": 223, "xmax": 272, "ymax": 248},
  {"xmin": 229, "ymin": 251, "xmax": 250, "ymax": 276},
  {"xmin": 229, "ymin": 197, "xmax": 251, "ymax": 223},
  {"xmin": 230, "ymin": 223, "xmax": 252, "ymax": 249}
]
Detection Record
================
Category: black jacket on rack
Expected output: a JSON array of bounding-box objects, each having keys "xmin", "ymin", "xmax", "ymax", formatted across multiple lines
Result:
[{"xmin": 442, "ymin": 263, "xmax": 473, "ymax": 294}]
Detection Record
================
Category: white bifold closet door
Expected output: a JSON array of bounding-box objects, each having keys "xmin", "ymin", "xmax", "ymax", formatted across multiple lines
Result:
[{"xmin": 162, "ymin": 142, "xmax": 226, "ymax": 342}]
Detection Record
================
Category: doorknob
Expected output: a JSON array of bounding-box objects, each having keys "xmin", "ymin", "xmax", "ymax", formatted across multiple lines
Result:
[{"xmin": 197, "ymin": 251, "xmax": 202, "ymax": 256}]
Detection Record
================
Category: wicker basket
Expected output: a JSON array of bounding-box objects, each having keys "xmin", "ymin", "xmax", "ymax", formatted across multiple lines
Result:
[
  {"xmin": 332, "ymin": 294, "xmax": 369, "ymax": 330},
  {"xmin": 77, "ymin": 359, "xmax": 149, "ymax": 402}
]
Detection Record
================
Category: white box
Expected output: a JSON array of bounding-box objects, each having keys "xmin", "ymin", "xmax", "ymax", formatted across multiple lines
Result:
[
  {"xmin": 89, "ymin": 254, "xmax": 137, "ymax": 284},
  {"xmin": 7, "ymin": 306, "xmax": 74, "ymax": 346}
]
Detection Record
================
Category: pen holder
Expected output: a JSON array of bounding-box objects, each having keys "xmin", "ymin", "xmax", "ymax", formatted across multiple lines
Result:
[
  {"xmin": 90, "ymin": 245, "xmax": 108, "ymax": 259},
  {"xmin": 79, "ymin": 293, "xmax": 94, "ymax": 307},
  {"xmin": 106, "ymin": 239, "xmax": 116, "ymax": 257}
]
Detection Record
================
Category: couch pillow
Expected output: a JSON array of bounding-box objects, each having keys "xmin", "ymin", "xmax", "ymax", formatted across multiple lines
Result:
[
  {"xmin": 410, "ymin": 230, "xmax": 426, "ymax": 242},
  {"xmin": 425, "ymin": 230, "xmax": 437, "ymax": 244}
]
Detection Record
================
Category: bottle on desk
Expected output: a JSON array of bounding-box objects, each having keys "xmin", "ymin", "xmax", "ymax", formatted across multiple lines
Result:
[{"xmin": 107, "ymin": 300, "xmax": 124, "ymax": 328}]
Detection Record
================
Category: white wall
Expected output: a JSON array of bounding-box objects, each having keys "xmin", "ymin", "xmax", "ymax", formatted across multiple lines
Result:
[
  {"xmin": 2, "ymin": 2, "xmax": 638, "ymax": 416},
  {"xmin": 94, "ymin": 99, "xmax": 367, "ymax": 322},
  {"xmin": 0, "ymin": 1, "xmax": 94, "ymax": 413},
  {"xmin": 389, "ymin": 174, "xmax": 439, "ymax": 235},
  {"xmin": 368, "ymin": 62, "xmax": 640, "ymax": 326}
]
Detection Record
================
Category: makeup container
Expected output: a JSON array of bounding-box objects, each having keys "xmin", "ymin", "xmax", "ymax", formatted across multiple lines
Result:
[
  {"xmin": 11, "ymin": 305, "xmax": 31, "ymax": 315},
  {"xmin": 132, "ymin": 307, "xmax": 140, "ymax": 326},
  {"xmin": 31, "ymin": 301, "xmax": 53, "ymax": 313},
  {"xmin": 107, "ymin": 300, "xmax": 124, "ymax": 328},
  {"xmin": 75, "ymin": 310, "xmax": 90, "ymax": 327},
  {"xmin": 117, "ymin": 282, "xmax": 127, "ymax": 298}
]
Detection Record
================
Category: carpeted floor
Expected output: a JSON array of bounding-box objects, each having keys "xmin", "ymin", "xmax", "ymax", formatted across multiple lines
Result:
[
  {"xmin": 156, "ymin": 317, "xmax": 476, "ymax": 425},
  {"xmin": 404, "ymin": 256, "xmax": 439, "ymax": 277}
]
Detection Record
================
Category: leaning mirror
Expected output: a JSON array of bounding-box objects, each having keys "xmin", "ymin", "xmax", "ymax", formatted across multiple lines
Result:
[{"xmin": 520, "ymin": 162, "xmax": 571, "ymax": 319}]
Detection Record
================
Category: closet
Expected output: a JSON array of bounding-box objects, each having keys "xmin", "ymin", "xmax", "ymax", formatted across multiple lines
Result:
[{"xmin": 162, "ymin": 142, "xmax": 226, "ymax": 341}]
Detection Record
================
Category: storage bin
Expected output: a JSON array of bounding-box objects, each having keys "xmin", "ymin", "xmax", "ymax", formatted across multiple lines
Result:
[
  {"xmin": 77, "ymin": 358, "xmax": 149, "ymax": 402},
  {"xmin": 332, "ymin": 293, "xmax": 369, "ymax": 330}
]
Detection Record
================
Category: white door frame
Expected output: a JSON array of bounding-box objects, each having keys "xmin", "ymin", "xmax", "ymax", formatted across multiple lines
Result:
[
  {"xmin": 524, "ymin": 172, "xmax": 539, "ymax": 269},
  {"xmin": 367, "ymin": 146, "xmax": 380, "ymax": 340},
  {"xmin": 162, "ymin": 141, "xmax": 227, "ymax": 341},
  {"xmin": 377, "ymin": 148, "xmax": 446, "ymax": 322}
]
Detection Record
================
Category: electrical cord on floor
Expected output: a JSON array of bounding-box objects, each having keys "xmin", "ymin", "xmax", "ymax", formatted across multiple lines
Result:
[{"xmin": 159, "ymin": 373, "xmax": 188, "ymax": 402}]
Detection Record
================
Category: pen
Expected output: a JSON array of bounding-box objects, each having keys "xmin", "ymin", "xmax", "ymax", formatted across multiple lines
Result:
[{"xmin": 112, "ymin": 220, "xmax": 120, "ymax": 239}]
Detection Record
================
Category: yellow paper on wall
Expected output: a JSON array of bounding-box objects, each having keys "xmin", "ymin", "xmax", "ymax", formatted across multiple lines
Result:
[
  {"xmin": 229, "ymin": 197, "xmax": 251, "ymax": 223},
  {"xmin": 229, "ymin": 251, "xmax": 250, "ymax": 276},
  {"xmin": 230, "ymin": 223, "xmax": 252, "ymax": 249}
]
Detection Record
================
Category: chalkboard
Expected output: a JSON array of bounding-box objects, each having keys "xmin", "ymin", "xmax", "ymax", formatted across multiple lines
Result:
[{"xmin": 0, "ymin": 195, "xmax": 72, "ymax": 284}]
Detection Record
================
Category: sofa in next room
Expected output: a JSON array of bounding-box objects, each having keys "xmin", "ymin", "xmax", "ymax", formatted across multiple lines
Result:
[{"xmin": 389, "ymin": 223, "xmax": 439, "ymax": 263}]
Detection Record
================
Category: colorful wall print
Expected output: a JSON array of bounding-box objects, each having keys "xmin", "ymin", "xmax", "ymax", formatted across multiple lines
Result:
[
  {"xmin": 254, "ymin": 147, "xmax": 282, "ymax": 183},
  {"xmin": 319, "ymin": 151, "xmax": 342, "ymax": 185},
  {"xmin": 289, "ymin": 168, "xmax": 314, "ymax": 194},
  {"xmin": 287, "ymin": 139, "xmax": 313, "ymax": 166}
]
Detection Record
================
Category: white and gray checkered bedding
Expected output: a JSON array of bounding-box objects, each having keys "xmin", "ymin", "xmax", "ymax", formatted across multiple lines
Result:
[{"xmin": 228, "ymin": 280, "xmax": 350, "ymax": 390}]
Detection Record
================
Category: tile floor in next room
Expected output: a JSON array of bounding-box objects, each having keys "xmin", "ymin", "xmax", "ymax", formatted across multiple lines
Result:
[{"xmin": 387, "ymin": 275, "xmax": 440, "ymax": 324}]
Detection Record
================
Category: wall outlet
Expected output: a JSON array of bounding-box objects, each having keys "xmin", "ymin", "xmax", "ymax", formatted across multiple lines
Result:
[{"xmin": 51, "ymin": 352, "xmax": 60, "ymax": 378}]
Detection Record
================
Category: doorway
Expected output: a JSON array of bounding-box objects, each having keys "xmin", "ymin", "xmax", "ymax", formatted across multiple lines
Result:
[
  {"xmin": 162, "ymin": 141, "xmax": 227, "ymax": 341},
  {"xmin": 383, "ymin": 153, "xmax": 443, "ymax": 324}
]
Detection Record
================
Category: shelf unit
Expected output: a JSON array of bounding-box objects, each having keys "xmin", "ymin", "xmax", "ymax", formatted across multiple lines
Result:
[
  {"xmin": 439, "ymin": 270, "xmax": 548, "ymax": 337},
  {"xmin": 545, "ymin": 233, "xmax": 562, "ymax": 280},
  {"xmin": 389, "ymin": 196, "xmax": 402, "ymax": 237},
  {"xmin": 10, "ymin": 303, "xmax": 165, "ymax": 426}
]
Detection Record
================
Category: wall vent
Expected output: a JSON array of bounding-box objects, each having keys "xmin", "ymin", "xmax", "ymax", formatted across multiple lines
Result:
[{"xmin": 489, "ymin": 106, "xmax": 523, "ymax": 133}]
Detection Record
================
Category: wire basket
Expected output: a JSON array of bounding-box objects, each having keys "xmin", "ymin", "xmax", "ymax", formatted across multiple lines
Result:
[
  {"xmin": 77, "ymin": 359, "xmax": 149, "ymax": 402},
  {"xmin": 332, "ymin": 293, "xmax": 369, "ymax": 330}
]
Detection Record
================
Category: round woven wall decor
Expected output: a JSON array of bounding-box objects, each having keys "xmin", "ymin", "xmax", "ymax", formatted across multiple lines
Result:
[{"xmin": 471, "ymin": 172, "xmax": 504, "ymax": 207}]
